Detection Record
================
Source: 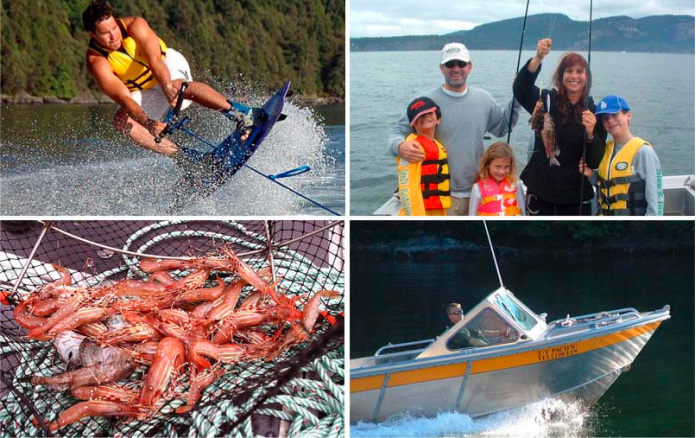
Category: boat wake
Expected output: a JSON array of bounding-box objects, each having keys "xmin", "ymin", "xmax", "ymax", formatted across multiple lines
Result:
[
  {"xmin": 350, "ymin": 399, "xmax": 600, "ymax": 438},
  {"xmin": 1, "ymin": 80, "xmax": 337, "ymax": 215}
]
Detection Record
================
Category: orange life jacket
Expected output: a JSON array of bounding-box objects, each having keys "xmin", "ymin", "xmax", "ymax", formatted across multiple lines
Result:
[
  {"xmin": 477, "ymin": 177, "xmax": 522, "ymax": 216},
  {"xmin": 418, "ymin": 135, "xmax": 451, "ymax": 210},
  {"xmin": 396, "ymin": 134, "xmax": 450, "ymax": 215}
]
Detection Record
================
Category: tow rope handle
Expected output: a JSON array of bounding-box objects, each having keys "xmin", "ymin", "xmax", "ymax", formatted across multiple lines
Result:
[
  {"xmin": 269, "ymin": 165, "xmax": 311, "ymax": 180},
  {"xmin": 155, "ymin": 81, "xmax": 189, "ymax": 143}
]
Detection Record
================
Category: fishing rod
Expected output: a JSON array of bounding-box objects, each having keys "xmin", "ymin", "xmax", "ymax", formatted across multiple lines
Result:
[
  {"xmin": 578, "ymin": 0, "xmax": 594, "ymax": 215},
  {"xmin": 483, "ymin": 221, "xmax": 504, "ymax": 289},
  {"xmin": 506, "ymin": 0, "xmax": 531, "ymax": 144}
]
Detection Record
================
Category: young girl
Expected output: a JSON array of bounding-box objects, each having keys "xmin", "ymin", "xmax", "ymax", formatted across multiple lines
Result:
[{"xmin": 469, "ymin": 142, "xmax": 525, "ymax": 216}]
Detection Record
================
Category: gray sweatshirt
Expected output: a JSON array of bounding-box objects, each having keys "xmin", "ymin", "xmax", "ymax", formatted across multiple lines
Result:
[{"xmin": 389, "ymin": 86, "xmax": 519, "ymax": 196}]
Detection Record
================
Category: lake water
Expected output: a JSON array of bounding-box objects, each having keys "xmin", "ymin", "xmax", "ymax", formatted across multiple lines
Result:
[
  {"xmin": 350, "ymin": 50, "xmax": 696, "ymax": 214},
  {"xmin": 350, "ymin": 222, "xmax": 695, "ymax": 437},
  {"xmin": 0, "ymin": 103, "xmax": 344, "ymax": 216}
]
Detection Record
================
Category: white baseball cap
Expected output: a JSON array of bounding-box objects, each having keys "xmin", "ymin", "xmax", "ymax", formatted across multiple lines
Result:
[{"xmin": 441, "ymin": 42, "xmax": 471, "ymax": 65}]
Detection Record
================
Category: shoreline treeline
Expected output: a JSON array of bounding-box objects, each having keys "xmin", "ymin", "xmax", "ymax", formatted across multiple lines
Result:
[
  {"xmin": 351, "ymin": 14, "xmax": 695, "ymax": 54},
  {"xmin": 1, "ymin": 0, "xmax": 345, "ymax": 101}
]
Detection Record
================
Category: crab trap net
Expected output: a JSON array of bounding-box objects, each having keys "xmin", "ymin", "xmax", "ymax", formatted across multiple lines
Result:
[{"xmin": 0, "ymin": 220, "xmax": 344, "ymax": 438}]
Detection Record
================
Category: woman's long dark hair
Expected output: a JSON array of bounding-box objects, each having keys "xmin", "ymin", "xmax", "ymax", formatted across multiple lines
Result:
[{"xmin": 552, "ymin": 52, "xmax": 592, "ymax": 125}]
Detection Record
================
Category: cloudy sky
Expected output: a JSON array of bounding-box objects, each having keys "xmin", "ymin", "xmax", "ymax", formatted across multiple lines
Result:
[{"xmin": 350, "ymin": 0, "xmax": 695, "ymax": 38}]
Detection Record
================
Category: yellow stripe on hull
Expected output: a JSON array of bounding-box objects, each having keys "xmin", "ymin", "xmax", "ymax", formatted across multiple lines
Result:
[{"xmin": 351, "ymin": 320, "xmax": 661, "ymax": 393}]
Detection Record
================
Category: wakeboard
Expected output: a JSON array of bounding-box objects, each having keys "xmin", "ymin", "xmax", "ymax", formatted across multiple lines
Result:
[{"xmin": 169, "ymin": 81, "xmax": 291, "ymax": 212}]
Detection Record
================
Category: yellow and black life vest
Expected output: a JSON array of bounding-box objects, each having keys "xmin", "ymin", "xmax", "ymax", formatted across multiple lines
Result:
[
  {"xmin": 396, "ymin": 133, "xmax": 450, "ymax": 216},
  {"xmin": 597, "ymin": 136, "xmax": 650, "ymax": 216},
  {"xmin": 88, "ymin": 19, "xmax": 167, "ymax": 92}
]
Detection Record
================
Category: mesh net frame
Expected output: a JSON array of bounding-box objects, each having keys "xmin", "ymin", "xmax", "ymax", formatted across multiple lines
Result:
[{"xmin": 0, "ymin": 220, "xmax": 345, "ymax": 438}]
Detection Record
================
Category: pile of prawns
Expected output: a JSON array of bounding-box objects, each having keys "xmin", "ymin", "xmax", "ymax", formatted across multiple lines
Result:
[{"xmin": 12, "ymin": 247, "xmax": 339, "ymax": 433}]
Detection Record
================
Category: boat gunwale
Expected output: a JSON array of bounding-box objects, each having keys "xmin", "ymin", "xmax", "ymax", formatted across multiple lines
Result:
[{"xmin": 372, "ymin": 175, "xmax": 695, "ymax": 216}]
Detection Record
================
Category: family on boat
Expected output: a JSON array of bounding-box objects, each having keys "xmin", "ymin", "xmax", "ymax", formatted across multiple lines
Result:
[{"xmin": 392, "ymin": 40, "xmax": 663, "ymax": 216}]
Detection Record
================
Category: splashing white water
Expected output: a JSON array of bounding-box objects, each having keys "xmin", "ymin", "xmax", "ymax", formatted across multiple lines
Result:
[
  {"xmin": 1, "ymin": 79, "xmax": 339, "ymax": 215},
  {"xmin": 350, "ymin": 399, "xmax": 597, "ymax": 438}
]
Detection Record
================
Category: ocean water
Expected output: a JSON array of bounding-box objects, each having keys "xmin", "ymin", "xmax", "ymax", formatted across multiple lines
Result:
[
  {"xmin": 350, "ymin": 50, "xmax": 696, "ymax": 214},
  {"xmin": 0, "ymin": 101, "xmax": 344, "ymax": 216}
]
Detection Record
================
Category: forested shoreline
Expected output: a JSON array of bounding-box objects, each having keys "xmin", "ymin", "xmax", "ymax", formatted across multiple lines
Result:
[
  {"xmin": 351, "ymin": 14, "xmax": 695, "ymax": 54},
  {"xmin": 1, "ymin": 0, "xmax": 345, "ymax": 104},
  {"xmin": 351, "ymin": 222, "xmax": 693, "ymax": 259}
]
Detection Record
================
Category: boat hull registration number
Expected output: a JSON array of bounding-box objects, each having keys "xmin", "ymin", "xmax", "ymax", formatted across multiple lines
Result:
[{"xmin": 537, "ymin": 343, "xmax": 579, "ymax": 362}]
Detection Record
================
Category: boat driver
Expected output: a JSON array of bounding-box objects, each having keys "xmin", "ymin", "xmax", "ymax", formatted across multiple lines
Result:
[
  {"xmin": 447, "ymin": 305, "xmax": 517, "ymax": 349},
  {"xmin": 447, "ymin": 302, "xmax": 464, "ymax": 326},
  {"xmin": 446, "ymin": 303, "xmax": 488, "ymax": 349},
  {"xmin": 82, "ymin": 1, "xmax": 264, "ymax": 166}
]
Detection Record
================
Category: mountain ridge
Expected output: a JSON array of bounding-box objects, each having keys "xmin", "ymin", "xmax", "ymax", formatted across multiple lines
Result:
[{"xmin": 351, "ymin": 14, "xmax": 695, "ymax": 54}]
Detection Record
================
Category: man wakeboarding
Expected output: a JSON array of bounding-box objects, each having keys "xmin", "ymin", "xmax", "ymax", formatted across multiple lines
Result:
[{"xmin": 82, "ymin": 1, "xmax": 264, "ymax": 166}]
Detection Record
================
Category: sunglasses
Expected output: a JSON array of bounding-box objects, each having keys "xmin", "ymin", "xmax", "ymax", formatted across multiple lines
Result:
[
  {"xmin": 450, "ymin": 310, "xmax": 463, "ymax": 316},
  {"xmin": 444, "ymin": 60, "xmax": 468, "ymax": 69}
]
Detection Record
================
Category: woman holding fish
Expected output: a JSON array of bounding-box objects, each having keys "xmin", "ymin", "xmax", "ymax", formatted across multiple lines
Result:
[{"xmin": 513, "ymin": 38, "xmax": 606, "ymax": 215}]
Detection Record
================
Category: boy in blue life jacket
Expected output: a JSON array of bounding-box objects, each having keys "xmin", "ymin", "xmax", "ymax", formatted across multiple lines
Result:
[{"xmin": 580, "ymin": 95, "xmax": 663, "ymax": 215}]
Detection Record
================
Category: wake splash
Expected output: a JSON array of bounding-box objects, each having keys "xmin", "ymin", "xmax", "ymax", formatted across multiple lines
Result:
[
  {"xmin": 351, "ymin": 399, "xmax": 601, "ymax": 438},
  {"xmin": 1, "ymin": 79, "xmax": 337, "ymax": 215}
]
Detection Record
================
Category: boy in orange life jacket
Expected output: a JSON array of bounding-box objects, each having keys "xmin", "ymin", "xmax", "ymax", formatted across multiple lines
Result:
[
  {"xmin": 396, "ymin": 97, "xmax": 451, "ymax": 216},
  {"xmin": 469, "ymin": 142, "xmax": 526, "ymax": 216},
  {"xmin": 579, "ymin": 95, "xmax": 663, "ymax": 216}
]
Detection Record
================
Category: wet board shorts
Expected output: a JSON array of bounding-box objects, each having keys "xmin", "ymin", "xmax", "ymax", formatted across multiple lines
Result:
[{"xmin": 129, "ymin": 48, "xmax": 193, "ymax": 120}]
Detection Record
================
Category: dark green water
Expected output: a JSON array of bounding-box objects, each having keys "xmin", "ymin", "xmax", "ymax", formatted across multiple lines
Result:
[{"xmin": 350, "ymin": 223, "xmax": 694, "ymax": 437}]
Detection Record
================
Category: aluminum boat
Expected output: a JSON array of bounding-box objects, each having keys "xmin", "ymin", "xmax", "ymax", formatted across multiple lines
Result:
[{"xmin": 350, "ymin": 288, "xmax": 670, "ymax": 423}]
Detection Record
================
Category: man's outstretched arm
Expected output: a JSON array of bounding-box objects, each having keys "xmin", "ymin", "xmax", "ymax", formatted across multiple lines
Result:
[
  {"xmin": 87, "ymin": 54, "xmax": 165, "ymax": 136},
  {"xmin": 128, "ymin": 17, "xmax": 176, "ymax": 106}
]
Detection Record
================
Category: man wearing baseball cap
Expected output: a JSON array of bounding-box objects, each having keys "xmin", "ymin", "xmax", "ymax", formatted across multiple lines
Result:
[
  {"xmin": 389, "ymin": 42, "xmax": 520, "ymax": 215},
  {"xmin": 579, "ymin": 95, "xmax": 663, "ymax": 215}
]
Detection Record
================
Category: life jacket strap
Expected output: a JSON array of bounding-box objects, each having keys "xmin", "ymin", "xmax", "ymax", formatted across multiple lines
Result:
[
  {"xmin": 422, "ymin": 158, "xmax": 448, "ymax": 166},
  {"xmin": 421, "ymin": 173, "xmax": 449, "ymax": 185},
  {"xmin": 600, "ymin": 174, "xmax": 643, "ymax": 188},
  {"xmin": 481, "ymin": 193, "xmax": 515, "ymax": 204},
  {"xmin": 422, "ymin": 188, "xmax": 451, "ymax": 199},
  {"xmin": 600, "ymin": 208, "xmax": 632, "ymax": 216}
]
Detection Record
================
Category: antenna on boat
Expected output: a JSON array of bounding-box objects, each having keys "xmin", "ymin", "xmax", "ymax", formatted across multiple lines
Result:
[{"xmin": 483, "ymin": 221, "xmax": 505, "ymax": 289}]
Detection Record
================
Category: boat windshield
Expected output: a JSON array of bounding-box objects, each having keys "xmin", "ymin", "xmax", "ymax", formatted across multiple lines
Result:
[
  {"xmin": 494, "ymin": 293, "xmax": 537, "ymax": 331},
  {"xmin": 446, "ymin": 308, "xmax": 519, "ymax": 350}
]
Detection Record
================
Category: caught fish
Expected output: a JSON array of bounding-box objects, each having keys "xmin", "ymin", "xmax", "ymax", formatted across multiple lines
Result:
[
  {"xmin": 53, "ymin": 331, "xmax": 85, "ymax": 369},
  {"xmin": 530, "ymin": 93, "xmax": 560, "ymax": 167}
]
